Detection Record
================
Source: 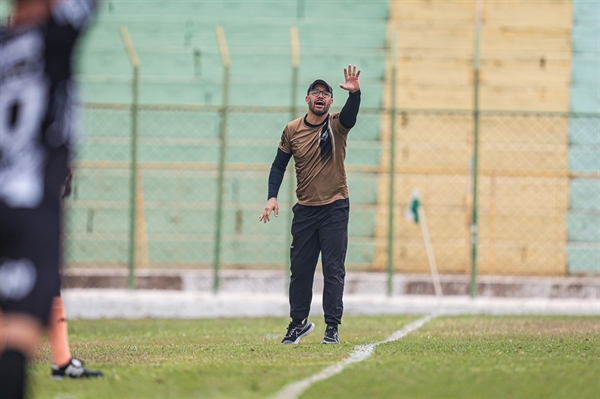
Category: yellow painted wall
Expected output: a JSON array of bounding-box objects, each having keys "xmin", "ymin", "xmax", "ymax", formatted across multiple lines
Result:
[{"xmin": 375, "ymin": 0, "xmax": 572, "ymax": 276}]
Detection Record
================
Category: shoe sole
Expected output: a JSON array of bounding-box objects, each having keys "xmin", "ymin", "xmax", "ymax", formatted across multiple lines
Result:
[
  {"xmin": 321, "ymin": 339, "xmax": 340, "ymax": 344},
  {"xmin": 282, "ymin": 322, "xmax": 315, "ymax": 344},
  {"xmin": 51, "ymin": 374, "xmax": 103, "ymax": 379}
]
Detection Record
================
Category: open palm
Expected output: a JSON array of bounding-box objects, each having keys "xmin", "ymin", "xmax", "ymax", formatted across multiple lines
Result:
[{"xmin": 339, "ymin": 64, "xmax": 361, "ymax": 93}]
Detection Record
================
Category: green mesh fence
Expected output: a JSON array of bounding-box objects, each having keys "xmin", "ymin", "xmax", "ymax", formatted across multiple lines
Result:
[{"xmin": 64, "ymin": 105, "xmax": 599, "ymax": 277}]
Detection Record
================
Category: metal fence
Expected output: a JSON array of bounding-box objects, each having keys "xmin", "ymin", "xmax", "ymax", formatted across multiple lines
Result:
[{"xmin": 64, "ymin": 103, "xmax": 599, "ymax": 285}]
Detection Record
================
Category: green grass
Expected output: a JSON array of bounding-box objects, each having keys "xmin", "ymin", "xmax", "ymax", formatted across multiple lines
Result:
[{"xmin": 29, "ymin": 315, "xmax": 599, "ymax": 399}]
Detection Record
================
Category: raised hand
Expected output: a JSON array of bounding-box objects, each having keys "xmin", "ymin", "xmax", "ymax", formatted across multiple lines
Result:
[{"xmin": 339, "ymin": 64, "xmax": 361, "ymax": 93}]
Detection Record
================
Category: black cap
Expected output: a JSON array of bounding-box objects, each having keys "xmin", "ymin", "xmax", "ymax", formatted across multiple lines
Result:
[{"xmin": 307, "ymin": 79, "xmax": 333, "ymax": 97}]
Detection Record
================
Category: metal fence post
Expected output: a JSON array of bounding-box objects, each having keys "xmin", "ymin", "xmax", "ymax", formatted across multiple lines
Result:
[
  {"xmin": 287, "ymin": 26, "xmax": 300, "ymax": 292},
  {"xmin": 214, "ymin": 26, "xmax": 231, "ymax": 294},
  {"xmin": 119, "ymin": 26, "xmax": 139, "ymax": 290},
  {"xmin": 470, "ymin": 0, "xmax": 483, "ymax": 298},
  {"xmin": 387, "ymin": 33, "xmax": 398, "ymax": 297}
]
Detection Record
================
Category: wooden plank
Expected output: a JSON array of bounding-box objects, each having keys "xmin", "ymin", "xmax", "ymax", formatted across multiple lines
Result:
[
  {"xmin": 482, "ymin": 26, "xmax": 571, "ymax": 52},
  {"xmin": 390, "ymin": 26, "xmax": 474, "ymax": 49},
  {"xmin": 393, "ymin": 86, "xmax": 473, "ymax": 110},
  {"xmin": 392, "ymin": 114, "xmax": 472, "ymax": 142},
  {"xmin": 476, "ymin": 242, "xmax": 567, "ymax": 275},
  {"xmin": 394, "ymin": 144, "xmax": 471, "ymax": 169},
  {"xmin": 479, "ymin": 84, "xmax": 570, "ymax": 111},
  {"xmin": 390, "ymin": 175, "xmax": 568, "ymax": 208},
  {"xmin": 479, "ymin": 116, "xmax": 569, "ymax": 144},
  {"xmin": 479, "ymin": 145, "xmax": 568, "ymax": 170},
  {"xmin": 477, "ymin": 176, "xmax": 570, "ymax": 209},
  {"xmin": 392, "ymin": 58, "xmax": 570, "ymax": 87},
  {"xmin": 390, "ymin": 0, "xmax": 474, "ymax": 22},
  {"xmin": 373, "ymin": 176, "xmax": 568, "ymax": 212},
  {"xmin": 373, "ymin": 238, "xmax": 566, "ymax": 276},
  {"xmin": 391, "ymin": 0, "xmax": 572, "ymax": 29},
  {"xmin": 478, "ymin": 215, "xmax": 568, "ymax": 241},
  {"xmin": 391, "ymin": 27, "xmax": 570, "ymax": 53},
  {"xmin": 389, "ymin": 114, "xmax": 569, "ymax": 144},
  {"xmin": 388, "ymin": 210, "xmax": 567, "ymax": 241},
  {"xmin": 394, "ymin": 58, "xmax": 472, "ymax": 86},
  {"xmin": 381, "ymin": 142, "xmax": 568, "ymax": 171},
  {"xmin": 479, "ymin": 58, "xmax": 571, "ymax": 86},
  {"xmin": 484, "ymin": 0, "xmax": 572, "ymax": 29},
  {"xmin": 385, "ymin": 84, "xmax": 569, "ymax": 111}
]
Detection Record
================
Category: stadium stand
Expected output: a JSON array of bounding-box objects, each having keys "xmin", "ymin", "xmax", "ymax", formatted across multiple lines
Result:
[
  {"xmin": 3, "ymin": 1, "xmax": 594, "ymax": 277},
  {"xmin": 67, "ymin": 0, "xmax": 389, "ymax": 270},
  {"xmin": 376, "ymin": 0, "xmax": 577, "ymax": 275}
]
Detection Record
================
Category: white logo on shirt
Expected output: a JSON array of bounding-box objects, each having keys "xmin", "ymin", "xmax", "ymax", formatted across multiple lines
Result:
[{"xmin": 0, "ymin": 258, "xmax": 37, "ymax": 300}]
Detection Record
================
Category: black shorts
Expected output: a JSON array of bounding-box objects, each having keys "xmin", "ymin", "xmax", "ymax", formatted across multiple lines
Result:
[{"xmin": 0, "ymin": 205, "xmax": 62, "ymax": 325}]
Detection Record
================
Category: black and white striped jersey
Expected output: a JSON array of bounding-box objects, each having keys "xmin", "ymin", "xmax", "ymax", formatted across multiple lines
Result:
[{"xmin": 0, "ymin": 0, "xmax": 98, "ymax": 208}]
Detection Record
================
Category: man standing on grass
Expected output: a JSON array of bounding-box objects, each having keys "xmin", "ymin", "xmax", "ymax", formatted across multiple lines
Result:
[{"xmin": 259, "ymin": 65, "xmax": 361, "ymax": 345}]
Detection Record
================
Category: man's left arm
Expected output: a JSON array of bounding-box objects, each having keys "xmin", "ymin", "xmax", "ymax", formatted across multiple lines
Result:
[
  {"xmin": 338, "ymin": 64, "xmax": 361, "ymax": 129},
  {"xmin": 339, "ymin": 90, "xmax": 361, "ymax": 129}
]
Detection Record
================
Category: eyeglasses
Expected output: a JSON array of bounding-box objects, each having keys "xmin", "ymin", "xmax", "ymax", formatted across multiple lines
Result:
[{"xmin": 309, "ymin": 89, "xmax": 332, "ymax": 98}]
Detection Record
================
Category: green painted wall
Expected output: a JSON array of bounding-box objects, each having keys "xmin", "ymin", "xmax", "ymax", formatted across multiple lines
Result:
[{"xmin": 568, "ymin": 0, "xmax": 599, "ymax": 274}]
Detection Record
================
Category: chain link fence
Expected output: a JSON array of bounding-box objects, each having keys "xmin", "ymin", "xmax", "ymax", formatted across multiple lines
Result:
[{"xmin": 64, "ymin": 104, "xmax": 599, "ymax": 279}]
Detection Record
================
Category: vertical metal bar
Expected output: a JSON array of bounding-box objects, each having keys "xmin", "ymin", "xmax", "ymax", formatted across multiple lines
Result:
[
  {"xmin": 214, "ymin": 26, "xmax": 231, "ymax": 294},
  {"xmin": 470, "ymin": 0, "xmax": 483, "ymax": 298},
  {"xmin": 489, "ymin": 173, "xmax": 497, "ymax": 274},
  {"xmin": 387, "ymin": 33, "xmax": 398, "ymax": 297},
  {"xmin": 129, "ymin": 66, "xmax": 139, "ymax": 290},
  {"xmin": 119, "ymin": 26, "xmax": 139, "ymax": 290},
  {"xmin": 287, "ymin": 26, "xmax": 300, "ymax": 293}
]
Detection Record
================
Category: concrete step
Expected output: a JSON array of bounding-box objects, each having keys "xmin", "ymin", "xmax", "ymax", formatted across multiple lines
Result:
[{"xmin": 61, "ymin": 268, "xmax": 600, "ymax": 299}]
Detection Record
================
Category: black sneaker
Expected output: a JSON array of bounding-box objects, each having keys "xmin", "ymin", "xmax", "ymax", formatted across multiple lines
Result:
[
  {"xmin": 281, "ymin": 319, "xmax": 315, "ymax": 344},
  {"xmin": 51, "ymin": 358, "xmax": 104, "ymax": 379},
  {"xmin": 321, "ymin": 325, "xmax": 340, "ymax": 344}
]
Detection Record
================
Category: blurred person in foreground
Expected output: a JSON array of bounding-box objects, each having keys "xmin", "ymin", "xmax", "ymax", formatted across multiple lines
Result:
[
  {"xmin": 259, "ymin": 65, "xmax": 361, "ymax": 345},
  {"xmin": 0, "ymin": 0, "xmax": 99, "ymax": 397}
]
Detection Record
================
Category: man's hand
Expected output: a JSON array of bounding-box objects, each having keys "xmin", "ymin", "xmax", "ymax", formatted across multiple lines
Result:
[
  {"xmin": 259, "ymin": 197, "xmax": 279, "ymax": 223},
  {"xmin": 339, "ymin": 64, "xmax": 361, "ymax": 93}
]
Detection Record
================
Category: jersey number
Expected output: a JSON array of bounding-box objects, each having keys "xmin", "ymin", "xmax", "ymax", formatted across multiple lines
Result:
[{"xmin": 0, "ymin": 73, "xmax": 48, "ymax": 207}]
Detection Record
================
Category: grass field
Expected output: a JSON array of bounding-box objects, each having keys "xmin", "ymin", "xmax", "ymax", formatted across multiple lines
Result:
[{"xmin": 29, "ymin": 315, "xmax": 599, "ymax": 399}]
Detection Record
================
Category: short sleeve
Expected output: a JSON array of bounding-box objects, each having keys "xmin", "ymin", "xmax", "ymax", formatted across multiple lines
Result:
[
  {"xmin": 331, "ymin": 113, "xmax": 350, "ymax": 137},
  {"xmin": 278, "ymin": 125, "xmax": 292, "ymax": 154}
]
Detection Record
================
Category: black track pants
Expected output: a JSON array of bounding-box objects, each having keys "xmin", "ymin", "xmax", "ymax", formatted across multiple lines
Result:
[{"xmin": 289, "ymin": 198, "xmax": 349, "ymax": 325}]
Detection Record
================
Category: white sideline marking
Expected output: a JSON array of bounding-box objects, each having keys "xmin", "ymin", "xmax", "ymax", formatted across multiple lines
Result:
[{"xmin": 272, "ymin": 313, "xmax": 438, "ymax": 399}]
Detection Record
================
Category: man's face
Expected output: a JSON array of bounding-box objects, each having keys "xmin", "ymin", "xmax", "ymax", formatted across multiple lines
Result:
[{"xmin": 306, "ymin": 84, "xmax": 333, "ymax": 116}]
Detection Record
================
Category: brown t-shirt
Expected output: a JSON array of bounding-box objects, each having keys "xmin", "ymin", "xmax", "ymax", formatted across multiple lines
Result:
[{"xmin": 279, "ymin": 113, "xmax": 351, "ymax": 206}]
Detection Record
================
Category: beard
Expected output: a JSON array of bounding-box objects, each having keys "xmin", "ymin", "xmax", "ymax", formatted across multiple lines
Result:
[{"xmin": 308, "ymin": 99, "xmax": 331, "ymax": 116}]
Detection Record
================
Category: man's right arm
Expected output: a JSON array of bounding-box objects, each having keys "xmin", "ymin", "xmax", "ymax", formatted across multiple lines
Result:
[
  {"xmin": 268, "ymin": 148, "xmax": 292, "ymax": 200},
  {"xmin": 260, "ymin": 148, "xmax": 292, "ymax": 223}
]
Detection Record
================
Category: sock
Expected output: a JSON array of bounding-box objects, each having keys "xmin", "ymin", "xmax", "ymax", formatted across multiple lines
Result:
[
  {"xmin": 0, "ymin": 349, "xmax": 27, "ymax": 399},
  {"xmin": 48, "ymin": 296, "xmax": 72, "ymax": 367},
  {"xmin": 292, "ymin": 318, "xmax": 305, "ymax": 326},
  {"xmin": 326, "ymin": 323, "xmax": 338, "ymax": 330}
]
